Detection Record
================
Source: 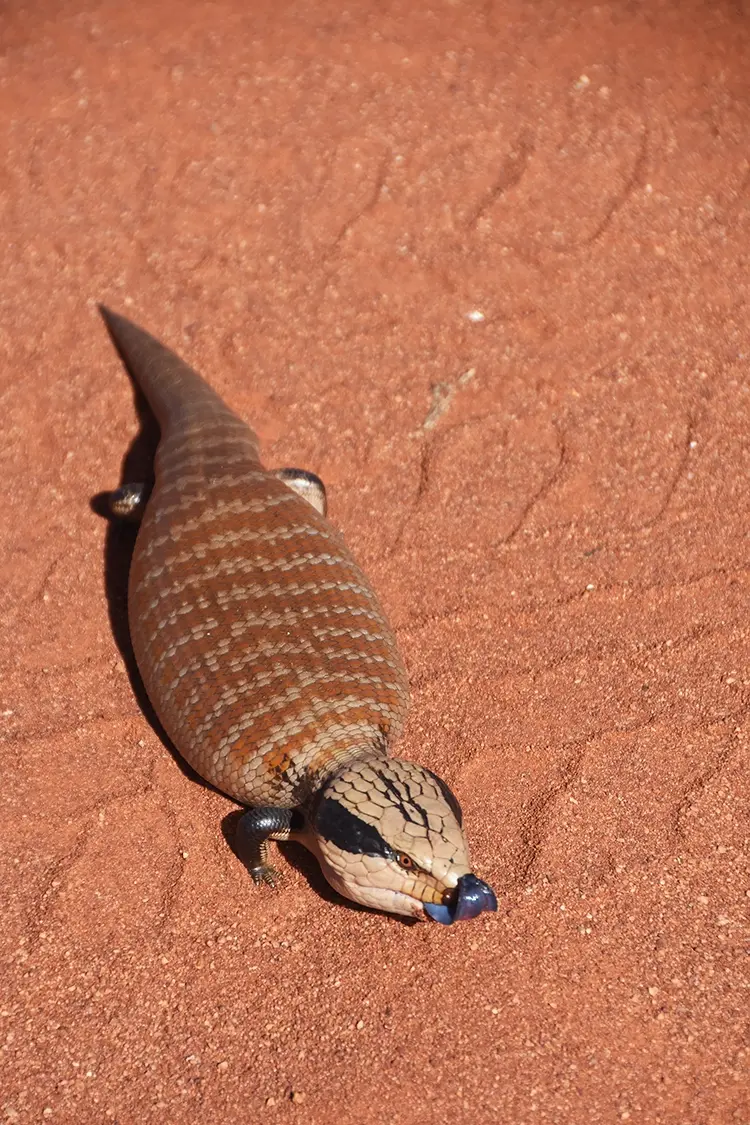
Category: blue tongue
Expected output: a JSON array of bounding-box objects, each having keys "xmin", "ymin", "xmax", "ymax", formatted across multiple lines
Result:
[{"xmin": 423, "ymin": 903, "xmax": 454, "ymax": 925}]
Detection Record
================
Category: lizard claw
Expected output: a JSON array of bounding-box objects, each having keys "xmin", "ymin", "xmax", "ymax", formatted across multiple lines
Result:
[{"xmin": 250, "ymin": 864, "xmax": 282, "ymax": 888}]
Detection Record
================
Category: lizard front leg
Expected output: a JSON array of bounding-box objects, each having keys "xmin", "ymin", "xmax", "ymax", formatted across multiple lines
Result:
[{"xmin": 236, "ymin": 807, "xmax": 296, "ymax": 887}]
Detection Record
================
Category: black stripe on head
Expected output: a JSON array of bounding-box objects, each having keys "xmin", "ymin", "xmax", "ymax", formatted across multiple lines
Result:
[
  {"xmin": 424, "ymin": 769, "xmax": 463, "ymax": 827},
  {"xmin": 315, "ymin": 797, "xmax": 395, "ymax": 859}
]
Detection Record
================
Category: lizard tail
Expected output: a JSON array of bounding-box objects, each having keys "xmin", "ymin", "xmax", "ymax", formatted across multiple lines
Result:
[{"xmin": 99, "ymin": 305, "xmax": 255, "ymax": 449}]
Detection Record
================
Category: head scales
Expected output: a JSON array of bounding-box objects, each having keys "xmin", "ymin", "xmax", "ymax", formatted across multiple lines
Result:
[{"xmin": 307, "ymin": 756, "xmax": 496, "ymax": 923}]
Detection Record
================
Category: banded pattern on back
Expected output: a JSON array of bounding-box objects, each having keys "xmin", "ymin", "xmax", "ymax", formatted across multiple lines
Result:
[{"xmin": 103, "ymin": 309, "xmax": 409, "ymax": 808}]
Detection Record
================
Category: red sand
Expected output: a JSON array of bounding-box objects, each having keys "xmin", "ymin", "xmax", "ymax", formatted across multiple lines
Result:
[{"xmin": 2, "ymin": 2, "xmax": 749, "ymax": 1122}]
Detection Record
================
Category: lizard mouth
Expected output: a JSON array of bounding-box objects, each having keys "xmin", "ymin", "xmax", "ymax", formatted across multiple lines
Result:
[{"xmin": 423, "ymin": 873, "xmax": 498, "ymax": 925}]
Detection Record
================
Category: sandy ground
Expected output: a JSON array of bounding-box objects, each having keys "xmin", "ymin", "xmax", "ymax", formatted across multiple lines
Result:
[{"xmin": 2, "ymin": 1, "xmax": 749, "ymax": 1122}]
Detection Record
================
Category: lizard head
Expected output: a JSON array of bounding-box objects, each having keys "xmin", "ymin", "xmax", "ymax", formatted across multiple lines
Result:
[{"xmin": 307, "ymin": 756, "xmax": 497, "ymax": 924}]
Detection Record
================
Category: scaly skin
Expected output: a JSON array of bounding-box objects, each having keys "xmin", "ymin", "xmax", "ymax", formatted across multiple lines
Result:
[{"xmin": 101, "ymin": 306, "xmax": 496, "ymax": 924}]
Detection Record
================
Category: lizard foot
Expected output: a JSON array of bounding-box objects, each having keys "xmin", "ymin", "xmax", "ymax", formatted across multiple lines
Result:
[
  {"xmin": 273, "ymin": 468, "xmax": 327, "ymax": 517},
  {"xmin": 249, "ymin": 864, "xmax": 282, "ymax": 889},
  {"xmin": 108, "ymin": 481, "xmax": 151, "ymax": 523}
]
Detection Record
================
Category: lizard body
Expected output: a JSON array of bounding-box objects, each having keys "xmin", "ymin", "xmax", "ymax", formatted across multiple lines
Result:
[{"xmin": 101, "ymin": 307, "xmax": 496, "ymax": 924}]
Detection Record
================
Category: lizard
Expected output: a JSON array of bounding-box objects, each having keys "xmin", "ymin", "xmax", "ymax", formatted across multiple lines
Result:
[{"xmin": 100, "ymin": 306, "xmax": 497, "ymax": 924}]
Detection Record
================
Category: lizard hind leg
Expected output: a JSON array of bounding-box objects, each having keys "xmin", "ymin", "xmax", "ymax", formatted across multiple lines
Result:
[
  {"xmin": 236, "ymin": 807, "xmax": 296, "ymax": 887},
  {"xmin": 273, "ymin": 468, "xmax": 327, "ymax": 517},
  {"xmin": 108, "ymin": 481, "xmax": 151, "ymax": 523}
]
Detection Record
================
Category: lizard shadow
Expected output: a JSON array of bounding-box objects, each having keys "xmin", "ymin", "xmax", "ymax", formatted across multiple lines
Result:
[{"xmin": 220, "ymin": 809, "xmax": 418, "ymax": 925}]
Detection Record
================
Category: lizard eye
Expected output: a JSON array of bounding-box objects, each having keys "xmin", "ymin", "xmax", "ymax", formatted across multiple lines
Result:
[{"xmin": 397, "ymin": 854, "xmax": 415, "ymax": 870}]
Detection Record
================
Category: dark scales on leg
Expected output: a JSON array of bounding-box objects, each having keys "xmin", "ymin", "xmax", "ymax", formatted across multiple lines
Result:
[
  {"xmin": 109, "ymin": 481, "xmax": 151, "ymax": 522},
  {"xmin": 236, "ymin": 807, "xmax": 300, "ymax": 887}
]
